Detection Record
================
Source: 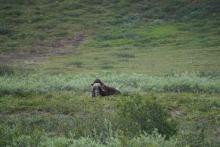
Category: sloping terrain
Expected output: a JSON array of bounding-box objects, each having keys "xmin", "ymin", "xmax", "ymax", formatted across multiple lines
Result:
[
  {"xmin": 0, "ymin": 0, "xmax": 220, "ymax": 146},
  {"xmin": 0, "ymin": 0, "xmax": 219, "ymax": 74}
]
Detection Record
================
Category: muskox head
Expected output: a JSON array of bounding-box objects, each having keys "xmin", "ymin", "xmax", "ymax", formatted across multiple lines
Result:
[
  {"xmin": 91, "ymin": 79, "xmax": 103, "ymax": 97},
  {"xmin": 91, "ymin": 82, "xmax": 102, "ymax": 97}
]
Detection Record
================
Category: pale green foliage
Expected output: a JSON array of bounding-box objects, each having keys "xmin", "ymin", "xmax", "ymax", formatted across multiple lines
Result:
[
  {"xmin": 39, "ymin": 132, "xmax": 177, "ymax": 147},
  {"xmin": 0, "ymin": 72, "xmax": 219, "ymax": 96}
]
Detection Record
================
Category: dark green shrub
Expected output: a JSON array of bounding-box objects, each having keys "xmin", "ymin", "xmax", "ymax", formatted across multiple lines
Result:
[
  {"xmin": 116, "ymin": 95, "xmax": 177, "ymax": 138},
  {"xmin": 0, "ymin": 25, "xmax": 11, "ymax": 35},
  {"xmin": 114, "ymin": 52, "xmax": 135, "ymax": 58},
  {"xmin": 177, "ymin": 121, "xmax": 219, "ymax": 147},
  {"xmin": 68, "ymin": 61, "xmax": 84, "ymax": 68},
  {"xmin": 71, "ymin": 102, "xmax": 116, "ymax": 143},
  {"xmin": 0, "ymin": 65, "xmax": 14, "ymax": 76},
  {"xmin": 100, "ymin": 65, "xmax": 114, "ymax": 69},
  {"xmin": 0, "ymin": 123, "xmax": 45, "ymax": 147}
]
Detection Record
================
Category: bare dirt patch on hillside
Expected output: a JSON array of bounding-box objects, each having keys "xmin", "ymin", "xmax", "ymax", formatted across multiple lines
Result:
[{"xmin": 0, "ymin": 33, "xmax": 87, "ymax": 64}]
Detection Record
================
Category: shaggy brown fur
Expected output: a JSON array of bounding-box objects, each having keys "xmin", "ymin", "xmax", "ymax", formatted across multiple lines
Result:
[{"xmin": 91, "ymin": 79, "xmax": 120, "ymax": 97}]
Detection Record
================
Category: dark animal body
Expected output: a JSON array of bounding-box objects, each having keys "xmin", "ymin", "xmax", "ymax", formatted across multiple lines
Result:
[{"xmin": 91, "ymin": 79, "xmax": 120, "ymax": 97}]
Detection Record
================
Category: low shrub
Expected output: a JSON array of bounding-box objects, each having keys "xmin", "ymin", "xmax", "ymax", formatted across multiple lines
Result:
[
  {"xmin": 40, "ymin": 131, "xmax": 177, "ymax": 147},
  {"xmin": 0, "ymin": 25, "xmax": 11, "ymax": 35},
  {"xmin": 177, "ymin": 121, "xmax": 220, "ymax": 147},
  {"xmin": 0, "ymin": 124, "xmax": 44, "ymax": 147},
  {"xmin": 116, "ymin": 94, "xmax": 177, "ymax": 138},
  {"xmin": 0, "ymin": 64, "xmax": 14, "ymax": 76},
  {"xmin": 68, "ymin": 61, "xmax": 84, "ymax": 68}
]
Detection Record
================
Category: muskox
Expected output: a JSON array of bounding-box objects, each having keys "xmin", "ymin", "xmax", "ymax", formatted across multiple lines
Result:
[{"xmin": 91, "ymin": 79, "xmax": 120, "ymax": 97}]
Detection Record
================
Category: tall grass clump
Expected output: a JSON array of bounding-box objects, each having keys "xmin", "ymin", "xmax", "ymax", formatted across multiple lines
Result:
[
  {"xmin": 176, "ymin": 121, "xmax": 219, "ymax": 147},
  {"xmin": 0, "ymin": 124, "xmax": 45, "ymax": 147},
  {"xmin": 0, "ymin": 25, "xmax": 11, "ymax": 35},
  {"xmin": 39, "ymin": 131, "xmax": 177, "ymax": 147},
  {"xmin": 0, "ymin": 64, "xmax": 14, "ymax": 76}
]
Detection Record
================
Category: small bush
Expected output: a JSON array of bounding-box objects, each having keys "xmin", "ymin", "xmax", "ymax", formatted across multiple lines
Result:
[
  {"xmin": 0, "ymin": 65, "xmax": 14, "ymax": 76},
  {"xmin": 100, "ymin": 65, "xmax": 114, "ymax": 69},
  {"xmin": 68, "ymin": 61, "xmax": 84, "ymax": 68},
  {"xmin": 114, "ymin": 52, "xmax": 135, "ymax": 58},
  {"xmin": 0, "ymin": 124, "xmax": 44, "ymax": 147},
  {"xmin": 116, "ymin": 95, "xmax": 177, "ymax": 138},
  {"xmin": 177, "ymin": 121, "xmax": 219, "ymax": 147},
  {"xmin": 0, "ymin": 25, "xmax": 11, "ymax": 35},
  {"xmin": 117, "ymin": 130, "xmax": 177, "ymax": 147},
  {"xmin": 40, "ymin": 131, "xmax": 177, "ymax": 147}
]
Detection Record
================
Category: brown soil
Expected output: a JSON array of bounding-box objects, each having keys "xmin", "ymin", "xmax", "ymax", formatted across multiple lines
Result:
[{"xmin": 0, "ymin": 33, "xmax": 87, "ymax": 64}]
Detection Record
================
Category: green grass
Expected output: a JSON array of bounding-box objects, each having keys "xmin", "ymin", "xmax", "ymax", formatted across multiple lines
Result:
[
  {"xmin": 0, "ymin": 88, "xmax": 219, "ymax": 146},
  {"xmin": 0, "ymin": 0, "xmax": 220, "ymax": 146},
  {"xmin": 0, "ymin": 72, "xmax": 219, "ymax": 97},
  {"xmin": 0, "ymin": 71, "xmax": 219, "ymax": 146},
  {"xmin": 35, "ymin": 20, "xmax": 219, "ymax": 75},
  {"xmin": 0, "ymin": 0, "xmax": 219, "ymax": 75}
]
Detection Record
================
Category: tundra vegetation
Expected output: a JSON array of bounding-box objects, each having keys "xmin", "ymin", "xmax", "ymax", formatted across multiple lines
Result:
[{"xmin": 0, "ymin": 0, "xmax": 220, "ymax": 146}]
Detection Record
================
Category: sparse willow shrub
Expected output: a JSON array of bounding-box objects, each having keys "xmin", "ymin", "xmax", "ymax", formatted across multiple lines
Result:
[
  {"xmin": 68, "ymin": 61, "xmax": 84, "ymax": 68},
  {"xmin": 114, "ymin": 52, "xmax": 135, "ymax": 58},
  {"xmin": 40, "ymin": 136, "xmax": 72, "ymax": 147},
  {"xmin": 177, "ymin": 121, "xmax": 219, "ymax": 147},
  {"xmin": 100, "ymin": 64, "xmax": 114, "ymax": 69},
  {"xmin": 116, "ymin": 94, "xmax": 177, "ymax": 138},
  {"xmin": 91, "ymin": 119, "xmax": 114, "ymax": 143},
  {"xmin": 69, "ymin": 100, "xmax": 117, "ymax": 143},
  {"xmin": 197, "ymin": 71, "xmax": 220, "ymax": 79},
  {"xmin": 73, "ymin": 116, "xmax": 116, "ymax": 143},
  {"xmin": 0, "ymin": 124, "xmax": 45, "ymax": 147},
  {"xmin": 0, "ymin": 113, "xmax": 77, "ymax": 137},
  {"xmin": 0, "ymin": 125, "xmax": 10, "ymax": 146},
  {"xmin": 116, "ymin": 130, "xmax": 177, "ymax": 147},
  {"xmin": 40, "ymin": 131, "xmax": 177, "ymax": 147},
  {"xmin": 0, "ymin": 64, "xmax": 14, "ymax": 76},
  {"xmin": 40, "ymin": 136, "xmax": 103, "ymax": 147},
  {"xmin": 0, "ymin": 25, "xmax": 11, "ymax": 35},
  {"xmin": 11, "ymin": 130, "xmax": 44, "ymax": 147}
]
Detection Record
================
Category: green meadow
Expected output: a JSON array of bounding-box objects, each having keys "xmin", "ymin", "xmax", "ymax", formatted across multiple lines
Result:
[{"xmin": 0, "ymin": 0, "xmax": 220, "ymax": 146}]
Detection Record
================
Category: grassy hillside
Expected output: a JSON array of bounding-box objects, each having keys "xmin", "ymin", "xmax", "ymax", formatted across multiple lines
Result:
[
  {"xmin": 0, "ymin": 0, "xmax": 220, "ymax": 146},
  {"xmin": 0, "ymin": 0, "xmax": 220, "ymax": 74}
]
